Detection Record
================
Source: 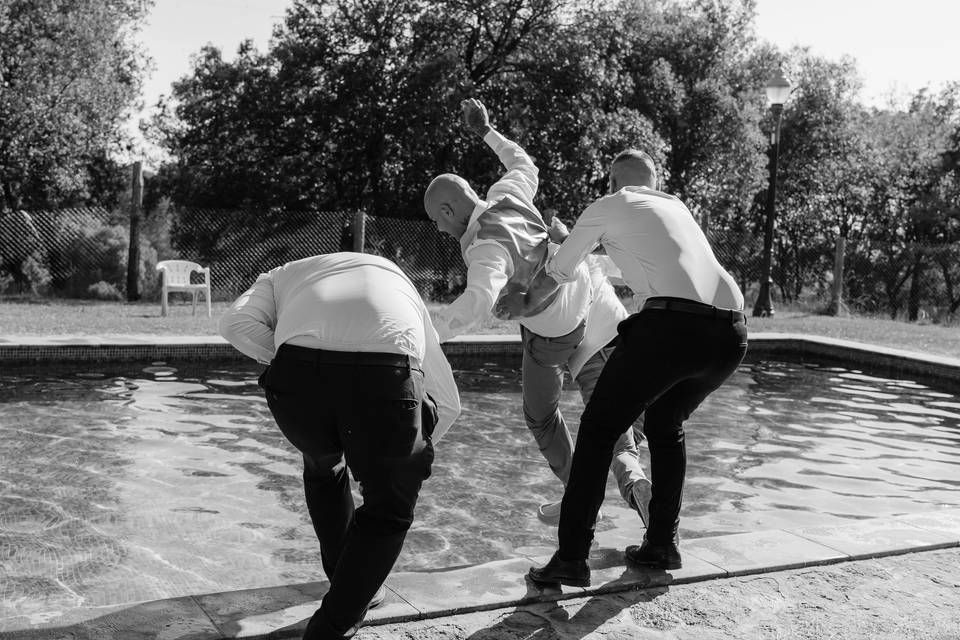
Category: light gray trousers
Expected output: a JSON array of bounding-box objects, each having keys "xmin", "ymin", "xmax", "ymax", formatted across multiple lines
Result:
[{"xmin": 521, "ymin": 323, "xmax": 648, "ymax": 504}]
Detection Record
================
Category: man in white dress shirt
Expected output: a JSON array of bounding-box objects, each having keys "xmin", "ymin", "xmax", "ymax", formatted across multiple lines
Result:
[
  {"xmin": 220, "ymin": 252, "xmax": 460, "ymax": 640},
  {"xmin": 423, "ymin": 99, "xmax": 650, "ymax": 524},
  {"xmin": 529, "ymin": 149, "xmax": 748, "ymax": 587}
]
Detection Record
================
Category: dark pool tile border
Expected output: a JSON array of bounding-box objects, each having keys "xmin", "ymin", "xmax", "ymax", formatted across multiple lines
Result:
[
  {"xmin": 741, "ymin": 333, "xmax": 960, "ymax": 392},
  {"xmin": 2, "ymin": 333, "xmax": 958, "ymax": 386},
  {"xmin": 0, "ymin": 335, "xmax": 524, "ymax": 365}
]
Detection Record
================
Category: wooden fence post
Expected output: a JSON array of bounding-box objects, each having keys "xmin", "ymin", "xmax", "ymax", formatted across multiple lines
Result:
[
  {"xmin": 126, "ymin": 161, "xmax": 142, "ymax": 301},
  {"xmin": 352, "ymin": 210, "xmax": 366, "ymax": 253}
]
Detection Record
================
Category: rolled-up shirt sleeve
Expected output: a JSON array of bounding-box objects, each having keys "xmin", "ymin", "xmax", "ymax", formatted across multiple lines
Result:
[
  {"xmin": 420, "ymin": 308, "xmax": 461, "ymax": 442},
  {"xmin": 434, "ymin": 242, "xmax": 513, "ymax": 342},
  {"xmin": 546, "ymin": 201, "xmax": 606, "ymax": 283},
  {"xmin": 219, "ymin": 273, "xmax": 277, "ymax": 364}
]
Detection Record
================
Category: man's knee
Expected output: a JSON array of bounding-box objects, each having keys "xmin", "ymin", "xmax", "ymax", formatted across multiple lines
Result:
[
  {"xmin": 523, "ymin": 406, "xmax": 564, "ymax": 438},
  {"xmin": 303, "ymin": 453, "xmax": 347, "ymax": 482},
  {"xmin": 642, "ymin": 414, "xmax": 684, "ymax": 447},
  {"xmin": 355, "ymin": 476, "xmax": 423, "ymax": 534},
  {"xmin": 354, "ymin": 505, "xmax": 417, "ymax": 535}
]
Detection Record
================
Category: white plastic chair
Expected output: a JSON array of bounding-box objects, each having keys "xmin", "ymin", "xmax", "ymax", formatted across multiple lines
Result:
[{"xmin": 156, "ymin": 260, "xmax": 212, "ymax": 317}]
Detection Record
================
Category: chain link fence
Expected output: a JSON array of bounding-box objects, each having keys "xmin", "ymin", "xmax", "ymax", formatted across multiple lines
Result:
[{"xmin": 2, "ymin": 206, "xmax": 959, "ymax": 320}]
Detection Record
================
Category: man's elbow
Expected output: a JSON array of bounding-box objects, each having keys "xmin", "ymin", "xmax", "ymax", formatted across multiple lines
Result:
[
  {"xmin": 218, "ymin": 313, "xmax": 241, "ymax": 347},
  {"xmin": 546, "ymin": 263, "xmax": 575, "ymax": 284}
]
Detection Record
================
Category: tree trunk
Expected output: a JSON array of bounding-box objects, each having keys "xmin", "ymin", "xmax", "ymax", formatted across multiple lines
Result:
[
  {"xmin": 828, "ymin": 234, "xmax": 847, "ymax": 316},
  {"xmin": 907, "ymin": 249, "xmax": 923, "ymax": 321},
  {"xmin": 126, "ymin": 161, "xmax": 142, "ymax": 301}
]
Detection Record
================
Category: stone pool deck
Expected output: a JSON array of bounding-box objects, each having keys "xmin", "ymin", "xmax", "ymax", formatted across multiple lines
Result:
[
  {"xmin": 2, "ymin": 510, "xmax": 959, "ymax": 639},
  {"xmin": 2, "ymin": 333, "xmax": 960, "ymax": 639}
]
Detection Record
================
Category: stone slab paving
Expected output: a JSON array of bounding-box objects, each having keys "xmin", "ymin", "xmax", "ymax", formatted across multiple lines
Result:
[
  {"xmin": 0, "ymin": 596, "xmax": 223, "ymax": 640},
  {"xmin": 680, "ymin": 529, "xmax": 849, "ymax": 577},
  {"xmin": 357, "ymin": 546, "xmax": 960, "ymax": 640},
  {"xmin": 790, "ymin": 517, "xmax": 959, "ymax": 560},
  {"xmin": 3, "ymin": 509, "xmax": 957, "ymax": 639},
  {"xmin": 192, "ymin": 580, "xmax": 417, "ymax": 639},
  {"xmin": 891, "ymin": 508, "xmax": 960, "ymax": 537}
]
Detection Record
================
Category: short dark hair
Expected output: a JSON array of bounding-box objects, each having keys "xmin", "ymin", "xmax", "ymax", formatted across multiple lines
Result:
[
  {"xmin": 612, "ymin": 149, "xmax": 656, "ymax": 171},
  {"xmin": 610, "ymin": 149, "xmax": 657, "ymax": 189}
]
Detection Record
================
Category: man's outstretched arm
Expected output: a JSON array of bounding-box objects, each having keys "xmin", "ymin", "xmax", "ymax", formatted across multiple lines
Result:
[{"xmin": 462, "ymin": 98, "xmax": 539, "ymax": 209}]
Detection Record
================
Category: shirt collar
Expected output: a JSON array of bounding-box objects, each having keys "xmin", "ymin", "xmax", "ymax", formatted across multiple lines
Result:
[{"xmin": 460, "ymin": 199, "xmax": 491, "ymax": 253}]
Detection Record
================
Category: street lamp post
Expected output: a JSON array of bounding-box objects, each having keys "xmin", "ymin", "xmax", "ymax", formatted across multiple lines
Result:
[{"xmin": 752, "ymin": 69, "xmax": 791, "ymax": 318}]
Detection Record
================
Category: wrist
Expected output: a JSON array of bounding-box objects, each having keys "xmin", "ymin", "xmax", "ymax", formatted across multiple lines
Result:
[{"xmin": 475, "ymin": 124, "xmax": 493, "ymax": 138}]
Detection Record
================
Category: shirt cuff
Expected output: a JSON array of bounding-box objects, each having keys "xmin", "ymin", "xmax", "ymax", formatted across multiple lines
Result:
[
  {"xmin": 545, "ymin": 249, "xmax": 576, "ymax": 284},
  {"xmin": 483, "ymin": 128, "xmax": 508, "ymax": 149}
]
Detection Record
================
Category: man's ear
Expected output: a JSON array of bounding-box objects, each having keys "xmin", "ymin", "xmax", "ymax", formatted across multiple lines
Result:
[{"xmin": 440, "ymin": 203, "xmax": 454, "ymax": 218}]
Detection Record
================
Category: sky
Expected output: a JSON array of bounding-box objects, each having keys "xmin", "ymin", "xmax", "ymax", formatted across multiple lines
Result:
[{"xmin": 134, "ymin": 0, "xmax": 960, "ymax": 132}]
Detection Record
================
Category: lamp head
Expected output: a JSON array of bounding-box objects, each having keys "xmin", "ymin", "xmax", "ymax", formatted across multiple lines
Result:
[{"xmin": 765, "ymin": 68, "xmax": 791, "ymax": 107}]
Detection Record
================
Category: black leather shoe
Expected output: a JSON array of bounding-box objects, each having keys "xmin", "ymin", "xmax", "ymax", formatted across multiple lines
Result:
[
  {"xmin": 528, "ymin": 552, "xmax": 590, "ymax": 587},
  {"xmin": 625, "ymin": 538, "xmax": 682, "ymax": 570}
]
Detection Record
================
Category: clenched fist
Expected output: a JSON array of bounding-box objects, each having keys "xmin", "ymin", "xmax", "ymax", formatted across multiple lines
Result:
[{"xmin": 461, "ymin": 98, "xmax": 491, "ymax": 136}]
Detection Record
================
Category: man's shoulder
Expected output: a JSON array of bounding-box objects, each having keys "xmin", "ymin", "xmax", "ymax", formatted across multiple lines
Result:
[
  {"xmin": 588, "ymin": 187, "xmax": 684, "ymax": 213},
  {"xmin": 479, "ymin": 195, "xmax": 544, "ymax": 225},
  {"xmin": 484, "ymin": 193, "xmax": 532, "ymax": 212}
]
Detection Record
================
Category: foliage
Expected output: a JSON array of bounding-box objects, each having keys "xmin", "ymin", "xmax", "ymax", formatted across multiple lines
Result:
[
  {"xmin": 87, "ymin": 280, "xmax": 124, "ymax": 301},
  {"xmin": 36, "ymin": 210, "xmax": 159, "ymax": 298},
  {"xmin": 0, "ymin": 0, "xmax": 151, "ymax": 211},
  {"xmin": 155, "ymin": 0, "xmax": 765, "ymax": 222}
]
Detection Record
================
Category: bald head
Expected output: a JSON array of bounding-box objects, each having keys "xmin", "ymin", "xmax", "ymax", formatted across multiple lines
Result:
[
  {"xmin": 423, "ymin": 173, "xmax": 479, "ymax": 239},
  {"xmin": 609, "ymin": 149, "xmax": 658, "ymax": 192}
]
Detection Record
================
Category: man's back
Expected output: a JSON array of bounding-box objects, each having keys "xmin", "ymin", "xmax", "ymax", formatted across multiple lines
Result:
[
  {"xmin": 272, "ymin": 252, "xmax": 427, "ymax": 355},
  {"xmin": 562, "ymin": 187, "xmax": 743, "ymax": 310}
]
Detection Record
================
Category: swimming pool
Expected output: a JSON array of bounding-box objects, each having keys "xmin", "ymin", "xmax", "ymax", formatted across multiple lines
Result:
[{"xmin": 2, "ymin": 356, "xmax": 959, "ymax": 621}]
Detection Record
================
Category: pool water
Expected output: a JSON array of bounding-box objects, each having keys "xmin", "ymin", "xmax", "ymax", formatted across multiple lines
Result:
[{"xmin": 1, "ymin": 357, "xmax": 959, "ymax": 621}]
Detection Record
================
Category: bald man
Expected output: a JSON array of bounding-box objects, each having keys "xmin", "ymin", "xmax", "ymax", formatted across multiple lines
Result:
[
  {"xmin": 529, "ymin": 149, "xmax": 748, "ymax": 586},
  {"xmin": 424, "ymin": 100, "xmax": 651, "ymax": 524}
]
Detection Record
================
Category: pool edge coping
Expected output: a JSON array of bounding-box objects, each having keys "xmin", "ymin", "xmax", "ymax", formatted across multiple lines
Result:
[
  {"xmin": 1, "ymin": 331, "xmax": 958, "ymax": 369},
  {"xmin": 3, "ymin": 509, "xmax": 959, "ymax": 638}
]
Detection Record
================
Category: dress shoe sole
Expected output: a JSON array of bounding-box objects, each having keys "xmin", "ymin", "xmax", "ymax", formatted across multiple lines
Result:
[
  {"xmin": 625, "ymin": 554, "xmax": 682, "ymax": 570},
  {"xmin": 528, "ymin": 570, "xmax": 591, "ymax": 588},
  {"xmin": 532, "ymin": 575, "xmax": 591, "ymax": 588}
]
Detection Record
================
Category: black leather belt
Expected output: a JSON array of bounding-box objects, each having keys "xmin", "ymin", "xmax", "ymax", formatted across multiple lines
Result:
[
  {"xmin": 642, "ymin": 297, "xmax": 746, "ymax": 324},
  {"xmin": 277, "ymin": 344, "xmax": 421, "ymax": 370}
]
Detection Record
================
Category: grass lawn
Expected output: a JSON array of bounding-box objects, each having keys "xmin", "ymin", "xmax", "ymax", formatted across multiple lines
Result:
[{"xmin": 1, "ymin": 297, "xmax": 959, "ymax": 359}]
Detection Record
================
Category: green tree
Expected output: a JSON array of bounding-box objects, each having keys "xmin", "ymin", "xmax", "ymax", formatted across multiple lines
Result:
[
  {"xmin": 615, "ymin": 0, "xmax": 767, "ymax": 229},
  {"xmin": 768, "ymin": 50, "xmax": 869, "ymax": 308},
  {"xmin": 859, "ymin": 87, "xmax": 959, "ymax": 319},
  {"xmin": 0, "ymin": 0, "xmax": 150, "ymax": 211}
]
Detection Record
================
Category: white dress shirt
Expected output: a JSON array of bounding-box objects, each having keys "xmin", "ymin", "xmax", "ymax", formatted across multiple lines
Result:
[
  {"xmin": 434, "ymin": 129, "xmax": 592, "ymax": 341},
  {"xmin": 546, "ymin": 186, "xmax": 744, "ymax": 311},
  {"xmin": 567, "ymin": 256, "xmax": 629, "ymax": 379},
  {"xmin": 220, "ymin": 252, "xmax": 461, "ymax": 441}
]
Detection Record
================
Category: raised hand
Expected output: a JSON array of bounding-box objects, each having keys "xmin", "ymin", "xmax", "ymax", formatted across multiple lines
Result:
[{"xmin": 461, "ymin": 98, "xmax": 491, "ymax": 136}]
